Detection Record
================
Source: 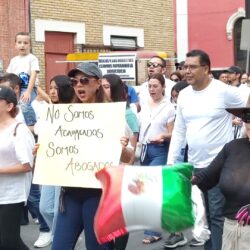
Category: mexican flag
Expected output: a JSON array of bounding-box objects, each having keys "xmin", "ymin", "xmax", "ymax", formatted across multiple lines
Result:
[{"xmin": 94, "ymin": 163, "xmax": 194, "ymax": 244}]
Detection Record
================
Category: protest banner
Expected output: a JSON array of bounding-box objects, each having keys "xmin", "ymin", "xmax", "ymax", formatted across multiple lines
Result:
[
  {"xmin": 98, "ymin": 53, "xmax": 136, "ymax": 81},
  {"xmin": 33, "ymin": 102, "xmax": 126, "ymax": 188}
]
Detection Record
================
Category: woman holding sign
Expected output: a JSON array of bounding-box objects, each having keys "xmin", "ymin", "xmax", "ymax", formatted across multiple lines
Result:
[
  {"xmin": 0, "ymin": 86, "xmax": 34, "ymax": 250},
  {"xmin": 52, "ymin": 63, "xmax": 130, "ymax": 250}
]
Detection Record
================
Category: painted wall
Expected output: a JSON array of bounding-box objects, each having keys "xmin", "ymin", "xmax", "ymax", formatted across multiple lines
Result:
[
  {"xmin": 175, "ymin": 0, "xmax": 245, "ymax": 69},
  {"xmin": 188, "ymin": 0, "xmax": 245, "ymax": 69},
  {"xmin": 0, "ymin": 0, "xmax": 29, "ymax": 72}
]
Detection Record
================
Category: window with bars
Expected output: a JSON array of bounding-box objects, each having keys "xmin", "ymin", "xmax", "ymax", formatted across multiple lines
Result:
[{"xmin": 110, "ymin": 36, "xmax": 137, "ymax": 51}]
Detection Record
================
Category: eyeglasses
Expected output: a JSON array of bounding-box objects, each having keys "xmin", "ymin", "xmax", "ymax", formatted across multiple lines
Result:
[
  {"xmin": 147, "ymin": 62, "xmax": 163, "ymax": 68},
  {"xmin": 70, "ymin": 77, "xmax": 95, "ymax": 86},
  {"xmin": 183, "ymin": 64, "xmax": 206, "ymax": 71}
]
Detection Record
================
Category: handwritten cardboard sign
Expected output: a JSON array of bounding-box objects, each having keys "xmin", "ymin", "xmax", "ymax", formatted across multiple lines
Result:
[{"xmin": 33, "ymin": 102, "xmax": 126, "ymax": 188}]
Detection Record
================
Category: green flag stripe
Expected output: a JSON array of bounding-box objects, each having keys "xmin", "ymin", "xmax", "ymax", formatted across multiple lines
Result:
[{"xmin": 161, "ymin": 163, "xmax": 195, "ymax": 232}]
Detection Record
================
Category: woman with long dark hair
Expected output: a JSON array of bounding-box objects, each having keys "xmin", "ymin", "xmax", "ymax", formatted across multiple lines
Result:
[
  {"xmin": 102, "ymin": 74, "xmax": 139, "ymax": 164},
  {"xmin": 0, "ymin": 86, "xmax": 34, "ymax": 250},
  {"xmin": 35, "ymin": 75, "xmax": 75, "ymax": 247}
]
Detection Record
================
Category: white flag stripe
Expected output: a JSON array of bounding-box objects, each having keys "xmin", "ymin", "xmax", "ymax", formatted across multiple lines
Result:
[{"xmin": 121, "ymin": 167, "xmax": 163, "ymax": 231}]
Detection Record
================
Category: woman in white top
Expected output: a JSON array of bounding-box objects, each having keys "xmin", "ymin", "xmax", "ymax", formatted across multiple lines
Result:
[
  {"xmin": 139, "ymin": 73, "xmax": 175, "ymax": 166},
  {"xmin": 0, "ymin": 86, "xmax": 34, "ymax": 250},
  {"xmin": 139, "ymin": 73, "xmax": 175, "ymax": 244}
]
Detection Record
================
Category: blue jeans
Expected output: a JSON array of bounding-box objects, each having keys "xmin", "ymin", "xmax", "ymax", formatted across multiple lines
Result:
[
  {"xmin": 140, "ymin": 142, "xmax": 169, "ymax": 238},
  {"xmin": 20, "ymin": 87, "xmax": 37, "ymax": 126},
  {"xmin": 39, "ymin": 186, "xmax": 60, "ymax": 235},
  {"xmin": 28, "ymin": 184, "xmax": 50, "ymax": 232},
  {"xmin": 203, "ymin": 186, "xmax": 225, "ymax": 250},
  {"xmin": 140, "ymin": 142, "xmax": 169, "ymax": 166},
  {"xmin": 194, "ymin": 168, "xmax": 225, "ymax": 250},
  {"xmin": 52, "ymin": 194, "xmax": 112, "ymax": 250}
]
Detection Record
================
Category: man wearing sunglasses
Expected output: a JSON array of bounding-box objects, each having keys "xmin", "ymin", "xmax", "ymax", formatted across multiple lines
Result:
[{"xmin": 138, "ymin": 56, "xmax": 175, "ymax": 106}]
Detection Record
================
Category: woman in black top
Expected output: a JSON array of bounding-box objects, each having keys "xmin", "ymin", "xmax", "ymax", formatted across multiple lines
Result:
[{"xmin": 192, "ymin": 107, "xmax": 250, "ymax": 250}]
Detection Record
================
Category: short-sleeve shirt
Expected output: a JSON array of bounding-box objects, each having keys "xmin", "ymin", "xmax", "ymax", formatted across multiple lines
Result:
[
  {"xmin": 127, "ymin": 85, "xmax": 139, "ymax": 104},
  {"xmin": 7, "ymin": 53, "xmax": 40, "ymax": 87},
  {"xmin": 139, "ymin": 99, "xmax": 175, "ymax": 143},
  {"xmin": 0, "ymin": 122, "xmax": 35, "ymax": 204},
  {"xmin": 125, "ymin": 107, "xmax": 139, "ymax": 133}
]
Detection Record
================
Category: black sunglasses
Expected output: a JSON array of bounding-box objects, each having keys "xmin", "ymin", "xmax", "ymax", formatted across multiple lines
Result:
[
  {"xmin": 147, "ymin": 62, "xmax": 163, "ymax": 68},
  {"xmin": 70, "ymin": 77, "xmax": 93, "ymax": 86}
]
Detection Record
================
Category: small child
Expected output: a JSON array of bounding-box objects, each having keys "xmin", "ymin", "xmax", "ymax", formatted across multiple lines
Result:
[{"xmin": 7, "ymin": 31, "xmax": 39, "ymax": 126}]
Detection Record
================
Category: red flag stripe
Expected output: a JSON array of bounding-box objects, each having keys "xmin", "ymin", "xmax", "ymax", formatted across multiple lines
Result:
[{"xmin": 94, "ymin": 166, "xmax": 128, "ymax": 244}]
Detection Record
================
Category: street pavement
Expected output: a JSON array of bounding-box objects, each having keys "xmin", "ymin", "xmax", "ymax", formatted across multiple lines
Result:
[{"xmin": 21, "ymin": 219, "xmax": 204, "ymax": 250}]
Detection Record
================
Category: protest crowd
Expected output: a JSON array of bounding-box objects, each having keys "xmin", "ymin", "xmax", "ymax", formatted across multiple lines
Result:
[{"xmin": 1, "ymin": 31, "xmax": 250, "ymax": 250}]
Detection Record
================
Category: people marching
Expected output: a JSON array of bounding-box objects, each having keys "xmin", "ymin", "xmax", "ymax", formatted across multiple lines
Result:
[{"xmin": 1, "ymin": 31, "xmax": 250, "ymax": 250}]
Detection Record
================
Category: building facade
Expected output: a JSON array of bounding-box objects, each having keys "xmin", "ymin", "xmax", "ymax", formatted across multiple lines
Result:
[
  {"xmin": 0, "ymin": 0, "xmax": 29, "ymax": 75},
  {"xmin": 0, "ymin": 0, "xmax": 175, "ymax": 89},
  {"xmin": 174, "ymin": 0, "xmax": 247, "ymax": 72}
]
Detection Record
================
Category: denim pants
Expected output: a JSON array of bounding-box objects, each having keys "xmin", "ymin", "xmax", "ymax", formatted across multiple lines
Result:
[
  {"xmin": 28, "ymin": 184, "xmax": 50, "ymax": 232},
  {"xmin": 204, "ymin": 186, "xmax": 225, "ymax": 250},
  {"xmin": 0, "ymin": 202, "xmax": 29, "ymax": 250},
  {"xmin": 140, "ymin": 142, "xmax": 169, "ymax": 167},
  {"xmin": 52, "ymin": 194, "xmax": 112, "ymax": 250},
  {"xmin": 140, "ymin": 142, "xmax": 169, "ymax": 238},
  {"xmin": 20, "ymin": 87, "xmax": 37, "ymax": 126},
  {"xmin": 194, "ymin": 169, "xmax": 225, "ymax": 250},
  {"xmin": 39, "ymin": 185, "xmax": 60, "ymax": 235}
]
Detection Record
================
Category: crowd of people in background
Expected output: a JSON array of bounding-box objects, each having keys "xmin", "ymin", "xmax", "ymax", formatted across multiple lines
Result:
[{"xmin": 0, "ymin": 31, "xmax": 250, "ymax": 250}]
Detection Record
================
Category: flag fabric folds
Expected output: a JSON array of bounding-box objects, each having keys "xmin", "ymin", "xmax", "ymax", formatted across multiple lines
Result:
[{"xmin": 94, "ymin": 163, "xmax": 195, "ymax": 244}]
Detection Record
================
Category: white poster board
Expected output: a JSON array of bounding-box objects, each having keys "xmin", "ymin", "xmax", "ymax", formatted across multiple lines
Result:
[
  {"xmin": 98, "ymin": 53, "xmax": 136, "ymax": 81},
  {"xmin": 33, "ymin": 102, "xmax": 126, "ymax": 188}
]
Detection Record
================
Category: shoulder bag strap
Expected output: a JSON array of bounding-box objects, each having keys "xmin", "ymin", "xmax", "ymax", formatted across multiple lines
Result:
[
  {"xmin": 142, "ymin": 102, "xmax": 168, "ymax": 141},
  {"xmin": 13, "ymin": 122, "xmax": 22, "ymax": 137}
]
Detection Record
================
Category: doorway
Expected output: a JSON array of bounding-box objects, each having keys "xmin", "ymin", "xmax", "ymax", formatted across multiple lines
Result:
[{"xmin": 45, "ymin": 32, "xmax": 74, "ymax": 91}]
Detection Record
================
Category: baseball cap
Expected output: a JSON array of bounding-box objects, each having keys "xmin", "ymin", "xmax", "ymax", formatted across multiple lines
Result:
[
  {"xmin": 226, "ymin": 107, "xmax": 250, "ymax": 123},
  {"xmin": 0, "ymin": 86, "xmax": 17, "ymax": 105},
  {"xmin": 227, "ymin": 66, "xmax": 242, "ymax": 74},
  {"xmin": 68, "ymin": 62, "xmax": 102, "ymax": 79},
  {"xmin": 175, "ymin": 61, "xmax": 185, "ymax": 70}
]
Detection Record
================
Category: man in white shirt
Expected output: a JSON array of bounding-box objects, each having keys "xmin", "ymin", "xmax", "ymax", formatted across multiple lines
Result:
[
  {"xmin": 166, "ymin": 50, "xmax": 248, "ymax": 250},
  {"xmin": 226, "ymin": 66, "xmax": 250, "ymax": 138},
  {"xmin": 227, "ymin": 65, "xmax": 242, "ymax": 87},
  {"xmin": 138, "ymin": 56, "xmax": 175, "ymax": 106}
]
